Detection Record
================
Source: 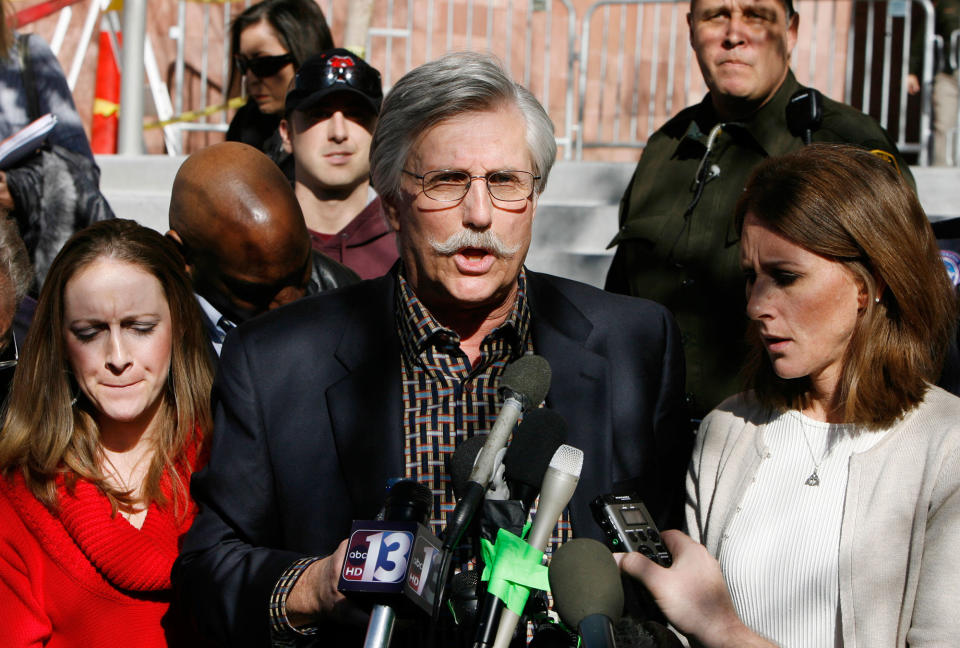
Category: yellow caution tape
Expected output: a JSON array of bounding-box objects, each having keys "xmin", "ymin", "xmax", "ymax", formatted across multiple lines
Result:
[
  {"xmin": 93, "ymin": 98, "xmax": 119, "ymax": 118},
  {"xmin": 143, "ymin": 96, "xmax": 246, "ymax": 130}
]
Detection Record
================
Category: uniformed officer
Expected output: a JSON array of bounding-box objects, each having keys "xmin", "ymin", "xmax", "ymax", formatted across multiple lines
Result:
[{"xmin": 605, "ymin": 0, "xmax": 912, "ymax": 419}]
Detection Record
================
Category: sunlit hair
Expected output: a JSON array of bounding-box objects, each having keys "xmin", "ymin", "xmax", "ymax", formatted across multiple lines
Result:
[
  {"xmin": 0, "ymin": 216, "xmax": 33, "ymax": 305},
  {"xmin": 0, "ymin": 1, "xmax": 11, "ymax": 56},
  {"xmin": 0, "ymin": 219, "xmax": 214, "ymax": 514},
  {"xmin": 228, "ymin": 0, "xmax": 333, "ymax": 92},
  {"xmin": 369, "ymin": 51, "xmax": 557, "ymax": 206},
  {"xmin": 735, "ymin": 144, "xmax": 957, "ymax": 428}
]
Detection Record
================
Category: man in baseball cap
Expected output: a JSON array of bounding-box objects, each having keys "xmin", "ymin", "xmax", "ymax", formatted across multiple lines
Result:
[{"xmin": 280, "ymin": 49, "xmax": 398, "ymax": 279}]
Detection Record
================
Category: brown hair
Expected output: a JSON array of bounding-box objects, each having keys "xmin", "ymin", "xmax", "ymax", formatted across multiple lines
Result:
[
  {"xmin": 0, "ymin": 219, "xmax": 214, "ymax": 513},
  {"xmin": 0, "ymin": 1, "xmax": 12, "ymax": 57},
  {"xmin": 228, "ymin": 0, "xmax": 333, "ymax": 96},
  {"xmin": 735, "ymin": 144, "xmax": 957, "ymax": 427}
]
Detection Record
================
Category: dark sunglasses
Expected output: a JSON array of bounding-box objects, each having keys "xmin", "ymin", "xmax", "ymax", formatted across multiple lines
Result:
[{"xmin": 235, "ymin": 53, "xmax": 294, "ymax": 78}]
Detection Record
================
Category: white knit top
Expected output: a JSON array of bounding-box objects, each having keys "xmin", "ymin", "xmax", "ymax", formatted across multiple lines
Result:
[{"xmin": 717, "ymin": 409, "xmax": 887, "ymax": 648}]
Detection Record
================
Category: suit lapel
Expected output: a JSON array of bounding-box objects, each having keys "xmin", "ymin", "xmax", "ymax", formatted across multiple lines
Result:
[
  {"xmin": 326, "ymin": 274, "xmax": 405, "ymax": 519},
  {"xmin": 526, "ymin": 273, "xmax": 611, "ymax": 537}
]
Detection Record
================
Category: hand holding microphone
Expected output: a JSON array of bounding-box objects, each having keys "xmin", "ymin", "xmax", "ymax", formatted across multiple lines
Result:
[{"xmin": 615, "ymin": 531, "xmax": 775, "ymax": 648}]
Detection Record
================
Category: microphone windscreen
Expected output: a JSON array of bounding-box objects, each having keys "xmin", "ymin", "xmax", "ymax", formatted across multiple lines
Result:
[
  {"xmin": 499, "ymin": 355, "xmax": 552, "ymax": 408},
  {"xmin": 450, "ymin": 434, "xmax": 488, "ymax": 500},
  {"xmin": 549, "ymin": 443, "xmax": 584, "ymax": 477},
  {"xmin": 384, "ymin": 479, "xmax": 433, "ymax": 524},
  {"xmin": 549, "ymin": 538, "xmax": 624, "ymax": 627},
  {"xmin": 504, "ymin": 408, "xmax": 567, "ymax": 489}
]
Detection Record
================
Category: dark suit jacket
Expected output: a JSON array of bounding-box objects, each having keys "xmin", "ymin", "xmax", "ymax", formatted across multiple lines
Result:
[{"xmin": 173, "ymin": 270, "xmax": 690, "ymax": 646}]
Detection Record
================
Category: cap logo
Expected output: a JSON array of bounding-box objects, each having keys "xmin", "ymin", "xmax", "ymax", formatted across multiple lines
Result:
[{"xmin": 329, "ymin": 55, "xmax": 355, "ymax": 69}]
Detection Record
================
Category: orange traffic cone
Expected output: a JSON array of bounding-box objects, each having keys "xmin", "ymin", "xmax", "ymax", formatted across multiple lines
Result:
[{"xmin": 91, "ymin": 28, "xmax": 120, "ymax": 154}]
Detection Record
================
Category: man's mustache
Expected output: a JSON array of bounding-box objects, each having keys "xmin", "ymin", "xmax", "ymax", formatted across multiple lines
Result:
[{"xmin": 429, "ymin": 229, "xmax": 521, "ymax": 259}]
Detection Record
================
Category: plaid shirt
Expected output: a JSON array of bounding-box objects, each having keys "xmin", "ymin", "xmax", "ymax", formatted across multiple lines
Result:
[{"xmin": 269, "ymin": 269, "xmax": 573, "ymax": 639}]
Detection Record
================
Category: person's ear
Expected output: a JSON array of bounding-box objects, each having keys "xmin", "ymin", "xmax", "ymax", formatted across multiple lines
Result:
[
  {"xmin": 165, "ymin": 230, "xmax": 194, "ymax": 278},
  {"xmin": 279, "ymin": 118, "xmax": 293, "ymax": 154},
  {"xmin": 382, "ymin": 197, "xmax": 401, "ymax": 233},
  {"xmin": 786, "ymin": 12, "xmax": 799, "ymax": 56}
]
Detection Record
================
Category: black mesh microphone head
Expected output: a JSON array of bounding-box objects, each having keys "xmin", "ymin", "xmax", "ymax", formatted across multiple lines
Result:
[
  {"xmin": 499, "ymin": 355, "xmax": 551, "ymax": 409},
  {"xmin": 504, "ymin": 408, "xmax": 568, "ymax": 491},
  {"xmin": 383, "ymin": 479, "xmax": 433, "ymax": 524},
  {"xmin": 450, "ymin": 434, "xmax": 488, "ymax": 500},
  {"xmin": 549, "ymin": 538, "xmax": 624, "ymax": 627}
]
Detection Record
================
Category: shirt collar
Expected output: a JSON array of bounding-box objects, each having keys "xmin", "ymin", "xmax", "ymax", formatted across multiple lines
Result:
[
  {"xmin": 395, "ymin": 268, "xmax": 531, "ymax": 360},
  {"xmin": 194, "ymin": 292, "xmax": 234, "ymax": 349},
  {"xmin": 679, "ymin": 69, "xmax": 802, "ymax": 157}
]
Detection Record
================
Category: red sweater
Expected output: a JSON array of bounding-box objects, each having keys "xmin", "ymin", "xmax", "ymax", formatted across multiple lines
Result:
[
  {"xmin": 308, "ymin": 195, "xmax": 399, "ymax": 280},
  {"xmin": 0, "ymin": 464, "xmax": 200, "ymax": 647}
]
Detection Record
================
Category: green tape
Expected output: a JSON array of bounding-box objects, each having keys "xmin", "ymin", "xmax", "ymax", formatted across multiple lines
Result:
[{"xmin": 479, "ymin": 527, "xmax": 550, "ymax": 615}]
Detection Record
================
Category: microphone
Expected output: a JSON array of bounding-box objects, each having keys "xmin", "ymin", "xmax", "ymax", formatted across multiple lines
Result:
[
  {"xmin": 443, "ymin": 354, "xmax": 552, "ymax": 552},
  {"xmin": 503, "ymin": 408, "xmax": 568, "ymax": 511},
  {"xmin": 491, "ymin": 444, "xmax": 584, "ymax": 648},
  {"xmin": 337, "ymin": 480, "xmax": 437, "ymax": 648},
  {"xmin": 451, "ymin": 434, "xmax": 509, "ymax": 503},
  {"xmin": 548, "ymin": 538, "xmax": 624, "ymax": 648},
  {"xmin": 473, "ymin": 409, "xmax": 568, "ymax": 647},
  {"xmin": 448, "ymin": 569, "xmax": 482, "ymax": 645}
]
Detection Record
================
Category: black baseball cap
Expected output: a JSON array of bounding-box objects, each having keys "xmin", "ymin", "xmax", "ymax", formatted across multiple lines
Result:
[{"xmin": 285, "ymin": 49, "xmax": 383, "ymax": 116}]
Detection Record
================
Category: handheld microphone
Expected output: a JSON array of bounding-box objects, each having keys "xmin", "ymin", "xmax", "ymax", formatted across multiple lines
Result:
[
  {"xmin": 337, "ymin": 480, "xmax": 437, "ymax": 648},
  {"xmin": 491, "ymin": 444, "xmax": 584, "ymax": 648},
  {"xmin": 443, "ymin": 354, "xmax": 551, "ymax": 552},
  {"xmin": 548, "ymin": 538, "xmax": 624, "ymax": 648},
  {"xmin": 451, "ymin": 434, "xmax": 509, "ymax": 503},
  {"xmin": 432, "ymin": 357, "xmax": 552, "ymax": 639},
  {"xmin": 503, "ymin": 408, "xmax": 568, "ymax": 510},
  {"xmin": 473, "ymin": 409, "xmax": 568, "ymax": 648}
]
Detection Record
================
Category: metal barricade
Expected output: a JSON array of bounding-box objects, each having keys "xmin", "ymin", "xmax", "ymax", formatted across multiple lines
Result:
[
  {"xmin": 360, "ymin": 0, "xmax": 578, "ymax": 159},
  {"xmin": 575, "ymin": 0, "xmax": 936, "ymax": 164}
]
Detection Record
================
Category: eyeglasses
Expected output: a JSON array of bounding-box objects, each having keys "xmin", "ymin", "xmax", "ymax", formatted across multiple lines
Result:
[
  {"xmin": 234, "ymin": 53, "xmax": 294, "ymax": 78},
  {"xmin": 402, "ymin": 169, "xmax": 540, "ymax": 202},
  {"xmin": 0, "ymin": 329, "xmax": 18, "ymax": 371}
]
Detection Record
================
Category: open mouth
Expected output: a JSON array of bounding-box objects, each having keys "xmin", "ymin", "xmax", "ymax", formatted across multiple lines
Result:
[
  {"xmin": 763, "ymin": 335, "xmax": 791, "ymax": 351},
  {"xmin": 453, "ymin": 247, "xmax": 496, "ymax": 274}
]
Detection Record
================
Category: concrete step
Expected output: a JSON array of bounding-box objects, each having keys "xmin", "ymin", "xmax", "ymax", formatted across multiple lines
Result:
[{"xmin": 93, "ymin": 154, "xmax": 960, "ymax": 290}]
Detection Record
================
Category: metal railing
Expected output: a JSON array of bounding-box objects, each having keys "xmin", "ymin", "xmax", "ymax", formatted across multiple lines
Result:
[
  {"xmin": 359, "ymin": 0, "xmax": 578, "ymax": 159},
  {"xmin": 23, "ymin": 0, "xmax": 940, "ymax": 163}
]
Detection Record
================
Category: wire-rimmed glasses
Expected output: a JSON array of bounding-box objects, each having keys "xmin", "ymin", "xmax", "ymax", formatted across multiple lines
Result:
[
  {"xmin": 0, "ymin": 329, "xmax": 18, "ymax": 371},
  {"xmin": 402, "ymin": 169, "xmax": 540, "ymax": 202}
]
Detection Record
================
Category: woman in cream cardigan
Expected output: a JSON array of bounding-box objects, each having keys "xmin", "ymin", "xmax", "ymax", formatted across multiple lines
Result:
[{"xmin": 620, "ymin": 144, "xmax": 960, "ymax": 648}]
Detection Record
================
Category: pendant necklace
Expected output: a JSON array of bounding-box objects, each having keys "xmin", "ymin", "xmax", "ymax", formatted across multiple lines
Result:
[{"xmin": 799, "ymin": 425, "xmax": 828, "ymax": 487}]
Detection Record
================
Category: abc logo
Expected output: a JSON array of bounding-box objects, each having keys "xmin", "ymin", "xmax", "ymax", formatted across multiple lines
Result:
[{"xmin": 341, "ymin": 529, "xmax": 414, "ymax": 582}]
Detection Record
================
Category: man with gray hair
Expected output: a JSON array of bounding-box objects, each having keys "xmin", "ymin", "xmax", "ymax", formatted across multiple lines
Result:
[{"xmin": 175, "ymin": 52, "xmax": 689, "ymax": 646}]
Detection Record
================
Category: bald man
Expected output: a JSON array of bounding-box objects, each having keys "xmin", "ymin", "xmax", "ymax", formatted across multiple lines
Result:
[{"xmin": 168, "ymin": 142, "xmax": 358, "ymax": 354}]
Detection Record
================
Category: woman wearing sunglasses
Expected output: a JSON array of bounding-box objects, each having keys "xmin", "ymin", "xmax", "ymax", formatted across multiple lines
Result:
[{"xmin": 226, "ymin": 0, "xmax": 333, "ymax": 180}]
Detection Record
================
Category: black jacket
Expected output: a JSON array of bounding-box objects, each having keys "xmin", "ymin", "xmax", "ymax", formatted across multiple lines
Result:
[{"xmin": 173, "ymin": 269, "xmax": 691, "ymax": 646}]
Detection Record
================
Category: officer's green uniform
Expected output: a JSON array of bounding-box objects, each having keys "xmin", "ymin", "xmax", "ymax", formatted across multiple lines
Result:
[{"xmin": 605, "ymin": 71, "xmax": 913, "ymax": 419}]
